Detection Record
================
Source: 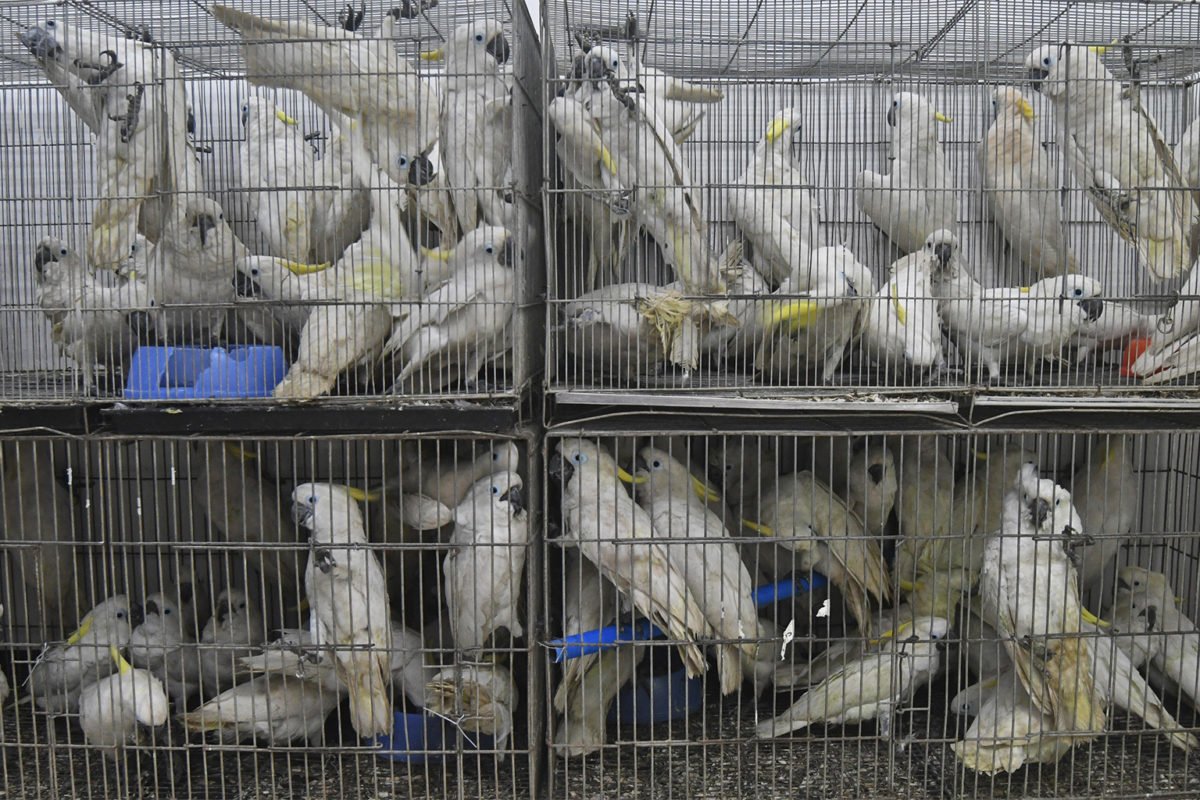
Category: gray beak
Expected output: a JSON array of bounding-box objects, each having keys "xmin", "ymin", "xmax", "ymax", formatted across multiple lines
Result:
[
  {"xmin": 408, "ymin": 154, "xmax": 435, "ymax": 186},
  {"xmin": 1079, "ymin": 297, "xmax": 1104, "ymax": 322},
  {"xmin": 128, "ymin": 603, "xmax": 145, "ymax": 629},
  {"xmin": 1027, "ymin": 68, "xmax": 1049, "ymax": 91},
  {"xmin": 293, "ymin": 503, "xmax": 315, "ymax": 530},
  {"xmin": 1030, "ymin": 497, "xmax": 1051, "ymax": 529},
  {"xmin": 195, "ymin": 213, "xmax": 217, "ymax": 246},
  {"xmin": 867, "ymin": 464, "xmax": 884, "ymax": 484},
  {"xmin": 933, "ymin": 243, "xmax": 953, "ymax": 267},
  {"xmin": 19, "ymin": 26, "xmax": 62, "ymax": 61},
  {"xmin": 486, "ymin": 34, "xmax": 511, "ymax": 65},
  {"xmin": 498, "ymin": 237, "xmax": 516, "ymax": 268},
  {"xmin": 548, "ymin": 457, "xmax": 573, "ymax": 486},
  {"xmin": 240, "ymin": 106, "xmax": 249, "ymax": 127},
  {"xmin": 499, "ymin": 485, "xmax": 524, "ymax": 513},
  {"xmin": 33, "ymin": 243, "xmax": 56, "ymax": 273},
  {"xmin": 586, "ymin": 54, "xmax": 609, "ymax": 81},
  {"xmin": 233, "ymin": 269, "xmax": 261, "ymax": 297},
  {"xmin": 885, "ymin": 107, "xmax": 897, "ymax": 127},
  {"xmin": 144, "ymin": 599, "xmax": 161, "ymax": 617}
]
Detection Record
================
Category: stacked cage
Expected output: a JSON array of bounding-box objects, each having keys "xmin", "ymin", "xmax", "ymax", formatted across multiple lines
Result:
[
  {"xmin": 0, "ymin": 0, "xmax": 543, "ymax": 405},
  {"xmin": 0, "ymin": 433, "xmax": 542, "ymax": 798},
  {"xmin": 541, "ymin": 424, "xmax": 1200, "ymax": 798},
  {"xmin": 543, "ymin": 0, "xmax": 1200, "ymax": 403}
]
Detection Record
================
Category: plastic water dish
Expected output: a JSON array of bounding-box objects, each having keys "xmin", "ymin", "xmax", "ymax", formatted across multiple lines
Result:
[
  {"xmin": 123, "ymin": 346, "xmax": 287, "ymax": 399},
  {"xmin": 372, "ymin": 712, "xmax": 494, "ymax": 763},
  {"xmin": 608, "ymin": 668, "xmax": 704, "ymax": 726}
]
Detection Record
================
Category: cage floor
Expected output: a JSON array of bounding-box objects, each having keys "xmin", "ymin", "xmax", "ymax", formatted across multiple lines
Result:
[
  {"xmin": 1, "ymin": 706, "xmax": 535, "ymax": 800},
  {"xmin": 550, "ymin": 360, "xmax": 1200, "ymax": 400},
  {"xmin": 0, "ymin": 371, "xmax": 519, "ymax": 406},
  {"xmin": 551, "ymin": 688, "xmax": 1200, "ymax": 800}
]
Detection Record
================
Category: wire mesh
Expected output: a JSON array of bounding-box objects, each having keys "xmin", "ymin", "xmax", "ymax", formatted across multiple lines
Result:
[
  {"xmin": 0, "ymin": 0, "xmax": 543, "ymax": 405},
  {"xmin": 542, "ymin": 428, "xmax": 1200, "ymax": 798},
  {"xmin": 543, "ymin": 0, "xmax": 1200, "ymax": 402},
  {"xmin": 0, "ymin": 433, "xmax": 540, "ymax": 799}
]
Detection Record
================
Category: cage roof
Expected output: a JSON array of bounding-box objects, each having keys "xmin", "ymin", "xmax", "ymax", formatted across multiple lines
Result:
[
  {"xmin": 0, "ymin": 0, "xmax": 519, "ymax": 82},
  {"xmin": 548, "ymin": 0, "xmax": 1200, "ymax": 83}
]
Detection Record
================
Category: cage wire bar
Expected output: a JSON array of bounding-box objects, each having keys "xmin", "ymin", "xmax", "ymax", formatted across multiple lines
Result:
[
  {"xmin": 0, "ymin": 432, "xmax": 543, "ymax": 800},
  {"xmin": 542, "ymin": 0, "xmax": 1200, "ymax": 404},
  {"xmin": 541, "ymin": 424, "xmax": 1200, "ymax": 799},
  {"xmin": 0, "ymin": 0, "xmax": 544, "ymax": 406}
]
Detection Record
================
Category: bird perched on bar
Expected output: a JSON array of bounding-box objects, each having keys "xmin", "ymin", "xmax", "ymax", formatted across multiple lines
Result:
[
  {"xmin": 210, "ymin": 4, "xmax": 439, "ymax": 189},
  {"xmin": 1025, "ymin": 42, "xmax": 1194, "ymax": 281}
]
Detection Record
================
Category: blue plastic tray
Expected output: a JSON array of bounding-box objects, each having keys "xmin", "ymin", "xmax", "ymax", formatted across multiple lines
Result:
[
  {"xmin": 123, "ymin": 346, "xmax": 287, "ymax": 399},
  {"xmin": 372, "ymin": 711, "xmax": 494, "ymax": 763},
  {"xmin": 608, "ymin": 668, "xmax": 704, "ymax": 726}
]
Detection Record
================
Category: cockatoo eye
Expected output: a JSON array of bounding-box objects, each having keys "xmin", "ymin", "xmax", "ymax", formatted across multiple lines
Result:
[
  {"xmin": 116, "ymin": 610, "xmax": 126, "ymax": 619},
  {"xmin": 1043, "ymin": 55, "xmax": 1053, "ymax": 66},
  {"xmin": 651, "ymin": 459, "xmax": 662, "ymax": 469},
  {"xmin": 46, "ymin": 20, "xmax": 56, "ymax": 28},
  {"xmin": 475, "ymin": 33, "xmax": 485, "ymax": 43},
  {"xmin": 59, "ymin": 247, "xmax": 68, "ymax": 256},
  {"xmin": 611, "ymin": 57, "xmax": 619, "ymax": 67},
  {"xmin": 1073, "ymin": 287, "xmax": 1083, "ymax": 297},
  {"xmin": 571, "ymin": 452, "xmax": 587, "ymax": 465},
  {"xmin": 250, "ymin": 267, "xmax": 260, "ymax": 276},
  {"xmin": 163, "ymin": 608, "xmax": 172, "ymax": 615},
  {"xmin": 491, "ymin": 485, "xmax": 501, "ymax": 495},
  {"xmin": 1055, "ymin": 498, "xmax": 1062, "ymax": 507},
  {"xmin": 892, "ymin": 98, "xmax": 900, "ymax": 108},
  {"xmin": 485, "ymin": 244, "xmax": 495, "ymax": 254},
  {"xmin": 397, "ymin": 155, "xmax": 410, "ymax": 167},
  {"xmin": 308, "ymin": 494, "xmax": 318, "ymax": 505},
  {"xmin": 492, "ymin": 451, "xmax": 501, "ymax": 461}
]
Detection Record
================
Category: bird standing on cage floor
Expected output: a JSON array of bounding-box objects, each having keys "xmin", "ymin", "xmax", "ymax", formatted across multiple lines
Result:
[
  {"xmin": 756, "ymin": 616, "xmax": 951, "ymax": 738},
  {"xmin": 862, "ymin": 236, "xmax": 947, "ymax": 382},
  {"xmin": 856, "ymin": 91, "xmax": 957, "ymax": 256},
  {"xmin": 966, "ymin": 465, "xmax": 1107, "ymax": 773},
  {"xmin": 26, "ymin": 596, "xmax": 144, "ymax": 714},
  {"xmin": 293, "ymin": 483, "xmax": 394, "ymax": 738},
  {"xmin": 32, "ymin": 236, "xmax": 154, "ymax": 395},
  {"xmin": 196, "ymin": 588, "xmax": 265, "ymax": 701}
]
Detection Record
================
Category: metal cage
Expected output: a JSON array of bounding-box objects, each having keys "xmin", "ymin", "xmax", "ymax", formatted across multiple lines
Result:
[
  {"xmin": 0, "ymin": 0, "xmax": 544, "ymax": 406},
  {"xmin": 0, "ymin": 432, "xmax": 542, "ymax": 799},
  {"xmin": 542, "ymin": 1, "xmax": 1200, "ymax": 405},
  {"xmin": 542, "ymin": 423, "xmax": 1200, "ymax": 798}
]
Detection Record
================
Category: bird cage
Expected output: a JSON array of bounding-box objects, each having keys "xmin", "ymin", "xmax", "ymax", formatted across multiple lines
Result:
[
  {"xmin": 542, "ymin": 423, "xmax": 1200, "ymax": 798},
  {"xmin": 0, "ymin": 0, "xmax": 544, "ymax": 406},
  {"xmin": 0, "ymin": 432, "xmax": 540, "ymax": 799},
  {"xmin": 542, "ymin": 1, "xmax": 1200, "ymax": 406}
]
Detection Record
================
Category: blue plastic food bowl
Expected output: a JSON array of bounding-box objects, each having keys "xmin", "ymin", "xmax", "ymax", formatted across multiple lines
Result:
[
  {"xmin": 372, "ymin": 712, "xmax": 495, "ymax": 763},
  {"xmin": 123, "ymin": 346, "xmax": 287, "ymax": 399},
  {"xmin": 608, "ymin": 668, "xmax": 704, "ymax": 726}
]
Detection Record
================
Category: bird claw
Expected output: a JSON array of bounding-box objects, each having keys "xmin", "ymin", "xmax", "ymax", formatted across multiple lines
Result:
[
  {"xmin": 338, "ymin": 1, "xmax": 366, "ymax": 31},
  {"xmin": 75, "ymin": 49, "xmax": 123, "ymax": 85},
  {"xmin": 315, "ymin": 549, "xmax": 337, "ymax": 573}
]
